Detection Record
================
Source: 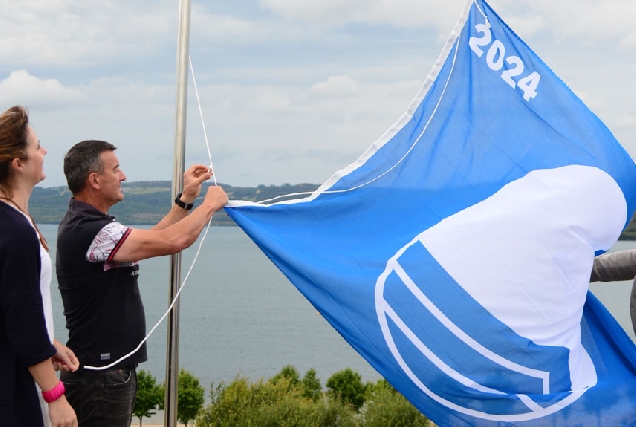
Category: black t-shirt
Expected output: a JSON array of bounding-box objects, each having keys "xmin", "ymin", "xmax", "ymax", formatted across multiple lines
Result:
[{"xmin": 56, "ymin": 199, "xmax": 147, "ymax": 368}]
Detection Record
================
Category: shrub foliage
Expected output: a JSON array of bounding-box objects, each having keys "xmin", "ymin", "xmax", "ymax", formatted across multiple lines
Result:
[{"xmin": 195, "ymin": 367, "xmax": 431, "ymax": 427}]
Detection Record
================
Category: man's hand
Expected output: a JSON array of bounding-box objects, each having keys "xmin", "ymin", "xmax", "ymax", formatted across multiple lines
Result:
[
  {"xmin": 181, "ymin": 164, "xmax": 213, "ymax": 202},
  {"xmin": 202, "ymin": 185, "xmax": 229, "ymax": 212},
  {"xmin": 52, "ymin": 339, "xmax": 80, "ymax": 372}
]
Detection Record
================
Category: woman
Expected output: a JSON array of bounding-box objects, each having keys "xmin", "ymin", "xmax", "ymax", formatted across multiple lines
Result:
[{"xmin": 0, "ymin": 105, "xmax": 78, "ymax": 427}]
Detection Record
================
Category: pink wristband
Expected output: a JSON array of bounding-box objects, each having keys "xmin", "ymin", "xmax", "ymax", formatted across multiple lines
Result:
[{"xmin": 42, "ymin": 381, "xmax": 65, "ymax": 403}]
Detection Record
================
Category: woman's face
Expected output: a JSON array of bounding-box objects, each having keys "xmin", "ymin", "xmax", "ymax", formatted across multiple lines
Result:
[{"xmin": 21, "ymin": 125, "xmax": 47, "ymax": 185}]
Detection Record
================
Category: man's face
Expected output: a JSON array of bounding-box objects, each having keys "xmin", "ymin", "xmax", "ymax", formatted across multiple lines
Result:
[{"xmin": 96, "ymin": 150, "xmax": 126, "ymax": 205}]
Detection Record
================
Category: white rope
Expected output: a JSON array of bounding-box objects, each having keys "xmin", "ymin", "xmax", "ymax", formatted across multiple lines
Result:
[
  {"xmin": 256, "ymin": 191, "xmax": 317, "ymax": 205},
  {"xmin": 235, "ymin": 0, "xmax": 476, "ymax": 207},
  {"xmin": 84, "ymin": 220, "xmax": 213, "ymax": 370},
  {"xmin": 84, "ymin": 0, "xmax": 481, "ymax": 369},
  {"xmin": 84, "ymin": 56, "xmax": 217, "ymax": 371},
  {"xmin": 189, "ymin": 56, "xmax": 217, "ymax": 185},
  {"xmin": 253, "ymin": 26, "xmax": 464, "ymax": 205},
  {"xmin": 474, "ymin": 0, "xmax": 490, "ymax": 28}
]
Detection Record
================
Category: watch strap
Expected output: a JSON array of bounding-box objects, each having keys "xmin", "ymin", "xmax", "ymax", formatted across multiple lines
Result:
[{"xmin": 174, "ymin": 193, "xmax": 194, "ymax": 210}]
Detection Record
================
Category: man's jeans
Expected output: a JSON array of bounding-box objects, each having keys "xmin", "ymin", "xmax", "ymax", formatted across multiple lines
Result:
[{"xmin": 61, "ymin": 366, "xmax": 137, "ymax": 427}]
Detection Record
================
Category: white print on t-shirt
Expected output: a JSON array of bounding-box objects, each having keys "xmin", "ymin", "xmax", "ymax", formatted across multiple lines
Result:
[{"xmin": 87, "ymin": 222, "xmax": 139, "ymax": 271}]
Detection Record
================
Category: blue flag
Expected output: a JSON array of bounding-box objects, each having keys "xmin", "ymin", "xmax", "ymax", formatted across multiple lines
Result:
[{"xmin": 225, "ymin": 0, "xmax": 636, "ymax": 425}]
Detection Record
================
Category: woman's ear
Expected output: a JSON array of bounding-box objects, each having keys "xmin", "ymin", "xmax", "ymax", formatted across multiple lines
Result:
[{"xmin": 10, "ymin": 157, "xmax": 23, "ymax": 173}]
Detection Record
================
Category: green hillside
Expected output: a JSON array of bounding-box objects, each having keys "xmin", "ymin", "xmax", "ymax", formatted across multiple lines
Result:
[
  {"xmin": 30, "ymin": 181, "xmax": 636, "ymax": 240},
  {"xmin": 30, "ymin": 182, "xmax": 320, "ymax": 226}
]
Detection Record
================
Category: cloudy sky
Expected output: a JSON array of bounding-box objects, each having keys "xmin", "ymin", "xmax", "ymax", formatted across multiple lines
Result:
[{"xmin": 1, "ymin": 0, "xmax": 634, "ymax": 188}]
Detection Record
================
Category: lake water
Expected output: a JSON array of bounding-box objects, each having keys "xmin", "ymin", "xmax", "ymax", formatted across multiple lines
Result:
[
  {"xmin": 44, "ymin": 224, "xmax": 382, "ymax": 390},
  {"xmin": 42, "ymin": 224, "xmax": 636, "ymax": 420}
]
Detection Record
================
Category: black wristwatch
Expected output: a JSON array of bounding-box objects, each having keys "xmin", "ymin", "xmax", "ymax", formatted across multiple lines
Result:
[{"xmin": 174, "ymin": 193, "xmax": 194, "ymax": 210}]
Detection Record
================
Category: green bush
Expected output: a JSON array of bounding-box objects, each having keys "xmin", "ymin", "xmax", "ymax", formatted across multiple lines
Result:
[
  {"xmin": 326, "ymin": 368, "xmax": 367, "ymax": 410},
  {"xmin": 361, "ymin": 380, "xmax": 430, "ymax": 427},
  {"xmin": 301, "ymin": 368, "xmax": 322, "ymax": 402},
  {"xmin": 194, "ymin": 367, "xmax": 432, "ymax": 427},
  {"xmin": 196, "ymin": 374, "xmax": 356, "ymax": 427},
  {"xmin": 270, "ymin": 364, "xmax": 302, "ymax": 389}
]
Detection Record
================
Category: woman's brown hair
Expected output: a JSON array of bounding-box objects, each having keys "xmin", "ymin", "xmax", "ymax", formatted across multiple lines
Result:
[
  {"xmin": 0, "ymin": 105, "xmax": 29, "ymax": 193},
  {"xmin": 0, "ymin": 105, "xmax": 49, "ymax": 251}
]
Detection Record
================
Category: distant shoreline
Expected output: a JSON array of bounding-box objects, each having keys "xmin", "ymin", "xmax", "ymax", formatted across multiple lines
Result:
[
  {"xmin": 31, "ymin": 181, "xmax": 636, "ymax": 240},
  {"xmin": 30, "ymin": 181, "xmax": 320, "ymax": 226}
]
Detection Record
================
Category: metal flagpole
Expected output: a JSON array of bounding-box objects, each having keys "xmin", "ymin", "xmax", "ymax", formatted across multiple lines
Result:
[{"xmin": 165, "ymin": 0, "xmax": 191, "ymax": 425}]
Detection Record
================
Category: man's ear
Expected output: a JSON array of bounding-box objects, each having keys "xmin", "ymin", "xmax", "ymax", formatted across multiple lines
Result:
[{"xmin": 88, "ymin": 173, "xmax": 100, "ymax": 190}]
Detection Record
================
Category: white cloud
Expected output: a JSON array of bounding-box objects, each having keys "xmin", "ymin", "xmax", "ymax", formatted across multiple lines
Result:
[
  {"xmin": 0, "ymin": 70, "xmax": 85, "ymax": 109},
  {"xmin": 504, "ymin": 15, "xmax": 546, "ymax": 38},
  {"xmin": 258, "ymin": 0, "xmax": 636, "ymax": 52},
  {"xmin": 258, "ymin": 0, "xmax": 465, "ymax": 31},
  {"xmin": 191, "ymin": 7, "xmax": 270, "ymax": 43},
  {"xmin": 0, "ymin": 0, "xmax": 175, "ymax": 66},
  {"xmin": 617, "ymin": 114, "xmax": 636, "ymax": 129},
  {"xmin": 0, "ymin": 0, "xmax": 631, "ymax": 189},
  {"xmin": 186, "ymin": 76, "xmax": 422, "ymax": 159},
  {"xmin": 619, "ymin": 33, "xmax": 636, "ymax": 51},
  {"xmin": 245, "ymin": 87, "xmax": 294, "ymax": 112},
  {"xmin": 555, "ymin": 1, "xmax": 636, "ymax": 41},
  {"xmin": 309, "ymin": 75, "xmax": 360, "ymax": 98},
  {"xmin": 500, "ymin": 0, "xmax": 636, "ymax": 48},
  {"xmin": 258, "ymin": 0, "xmax": 370, "ymax": 25}
]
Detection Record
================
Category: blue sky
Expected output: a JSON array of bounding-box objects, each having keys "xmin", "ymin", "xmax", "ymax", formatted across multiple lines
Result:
[{"xmin": 1, "ymin": 0, "xmax": 634, "ymax": 188}]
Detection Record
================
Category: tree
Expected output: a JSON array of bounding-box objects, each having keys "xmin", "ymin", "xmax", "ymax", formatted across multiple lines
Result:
[
  {"xmin": 178, "ymin": 368, "xmax": 205, "ymax": 427},
  {"xmin": 133, "ymin": 370, "xmax": 164, "ymax": 427},
  {"xmin": 302, "ymin": 368, "xmax": 322, "ymax": 402},
  {"xmin": 269, "ymin": 364, "xmax": 301, "ymax": 389},
  {"xmin": 196, "ymin": 375, "xmax": 358, "ymax": 427},
  {"xmin": 326, "ymin": 368, "xmax": 368, "ymax": 410},
  {"xmin": 361, "ymin": 379, "xmax": 430, "ymax": 427}
]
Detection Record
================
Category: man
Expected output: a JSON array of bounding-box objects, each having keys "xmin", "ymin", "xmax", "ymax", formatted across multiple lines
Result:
[
  {"xmin": 56, "ymin": 140, "xmax": 228, "ymax": 426},
  {"xmin": 590, "ymin": 249, "xmax": 636, "ymax": 336}
]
